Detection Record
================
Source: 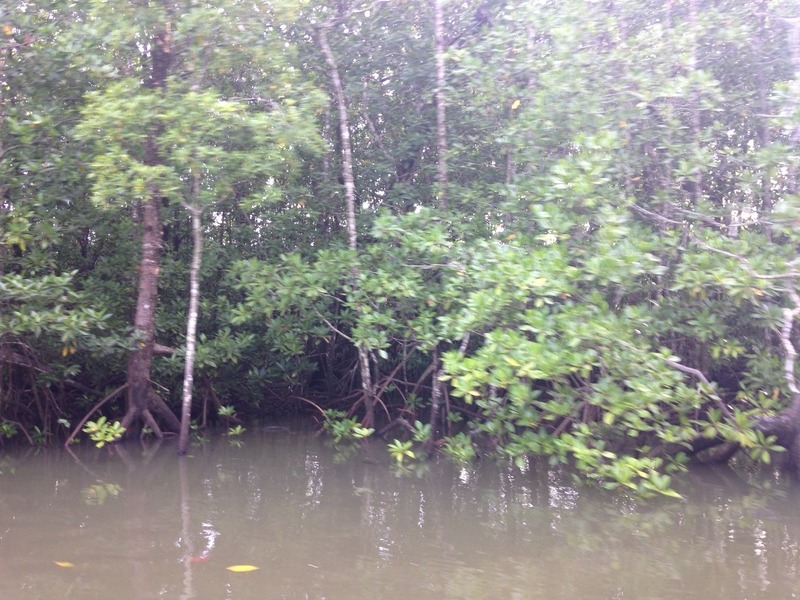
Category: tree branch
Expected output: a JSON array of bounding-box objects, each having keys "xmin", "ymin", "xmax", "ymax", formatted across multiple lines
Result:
[
  {"xmin": 663, "ymin": 359, "xmax": 734, "ymax": 419},
  {"xmin": 65, "ymin": 383, "xmax": 128, "ymax": 447}
]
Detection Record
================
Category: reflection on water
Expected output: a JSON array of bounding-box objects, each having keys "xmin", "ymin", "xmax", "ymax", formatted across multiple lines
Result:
[{"xmin": 0, "ymin": 426, "xmax": 799, "ymax": 599}]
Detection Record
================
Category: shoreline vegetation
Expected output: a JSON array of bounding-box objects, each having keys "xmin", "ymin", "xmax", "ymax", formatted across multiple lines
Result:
[{"xmin": 3, "ymin": 0, "xmax": 800, "ymax": 496}]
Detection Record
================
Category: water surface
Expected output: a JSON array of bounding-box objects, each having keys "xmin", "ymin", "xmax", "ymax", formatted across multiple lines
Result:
[{"xmin": 1, "ymin": 426, "xmax": 799, "ymax": 599}]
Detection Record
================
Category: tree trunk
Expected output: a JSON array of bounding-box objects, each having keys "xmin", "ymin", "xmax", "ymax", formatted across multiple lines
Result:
[
  {"xmin": 752, "ymin": 268, "xmax": 800, "ymax": 470},
  {"xmin": 756, "ymin": 397, "xmax": 800, "ymax": 470},
  {"xmin": 178, "ymin": 199, "xmax": 202, "ymax": 455},
  {"xmin": 686, "ymin": 0, "xmax": 703, "ymax": 206},
  {"xmin": 124, "ymin": 189, "xmax": 163, "ymax": 435},
  {"xmin": 122, "ymin": 27, "xmax": 180, "ymax": 438},
  {"xmin": 751, "ymin": 1, "xmax": 772, "ymax": 240},
  {"xmin": 123, "ymin": 187, "xmax": 180, "ymax": 437},
  {"xmin": 318, "ymin": 23, "xmax": 376, "ymax": 427},
  {"xmin": 785, "ymin": 17, "xmax": 800, "ymax": 195},
  {"xmin": 427, "ymin": 350, "xmax": 443, "ymax": 449},
  {"xmin": 758, "ymin": 17, "xmax": 800, "ymax": 469},
  {"xmin": 433, "ymin": 0, "xmax": 448, "ymax": 210},
  {"xmin": 319, "ymin": 27, "xmax": 358, "ymax": 252}
]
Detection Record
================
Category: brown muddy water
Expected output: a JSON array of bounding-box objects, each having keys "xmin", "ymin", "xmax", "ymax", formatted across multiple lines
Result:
[{"xmin": 0, "ymin": 424, "xmax": 799, "ymax": 599}]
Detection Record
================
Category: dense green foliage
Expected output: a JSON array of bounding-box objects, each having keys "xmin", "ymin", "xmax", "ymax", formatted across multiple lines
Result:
[{"xmin": 3, "ymin": 0, "xmax": 800, "ymax": 495}]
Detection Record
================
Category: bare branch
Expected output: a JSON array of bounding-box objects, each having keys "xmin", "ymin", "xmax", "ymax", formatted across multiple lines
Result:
[
  {"xmin": 664, "ymin": 359, "xmax": 734, "ymax": 419},
  {"xmin": 630, "ymin": 203, "xmax": 684, "ymax": 226},
  {"xmin": 689, "ymin": 235, "xmax": 800, "ymax": 280},
  {"xmin": 314, "ymin": 308, "xmax": 354, "ymax": 342}
]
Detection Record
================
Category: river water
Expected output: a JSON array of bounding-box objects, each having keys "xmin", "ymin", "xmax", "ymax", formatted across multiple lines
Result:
[{"xmin": 1, "ymin": 425, "xmax": 799, "ymax": 599}]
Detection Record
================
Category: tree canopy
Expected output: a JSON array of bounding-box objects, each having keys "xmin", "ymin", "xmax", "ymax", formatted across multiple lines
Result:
[{"xmin": 3, "ymin": 0, "xmax": 800, "ymax": 495}]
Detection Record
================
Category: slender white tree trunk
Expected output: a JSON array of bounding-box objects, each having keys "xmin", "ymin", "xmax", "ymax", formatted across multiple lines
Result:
[
  {"xmin": 178, "ymin": 173, "xmax": 203, "ymax": 454},
  {"xmin": 429, "ymin": 0, "xmax": 449, "ymax": 435},
  {"xmin": 319, "ymin": 27, "xmax": 358, "ymax": 252},
  {"xmin": 687, "ymin": 0, "xmax": 702, "ymax": 206},
  {"xmin": 319, "ymin": 24, "xmax": 376, "ymax": 426},
  {"xmin": 434, "ymin": 0, "xmax": 448, "ymax": 209}
]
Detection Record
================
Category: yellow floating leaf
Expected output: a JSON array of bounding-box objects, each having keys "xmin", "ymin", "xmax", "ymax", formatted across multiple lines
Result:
[
  {"xmin": 511, "ymin": 99, "xmax": 521, "ymax": 110},
  {"xmin": 54, "ymin": 561, "xmax": 75, "ymax": 568},
  {"xmin": 226, "ymin": 565, "xmax": 259, "ymax": 573}
]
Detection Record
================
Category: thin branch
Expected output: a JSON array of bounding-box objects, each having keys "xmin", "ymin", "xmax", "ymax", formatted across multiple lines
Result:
[
  {"xmin": 314, "ymin": 308, "xmax": 354, "ymax": 342},
  {"xmin": 553, "ymin": 402, "xmax": 587, "ymax": 436},
  {"xmin": 663, "ymin": 359, "xmax": 734, "ymax": 419},
  {"xmin": 376, "ymin": 416, "xmax": 415, "ymax": 438},
  {"xmin": 631, "ymin": 202, "xmax": 779, "ymax": 231},
  {"xmin": 295, "ymin": 395, "xmax": 328, "ymax": 417},
  {"xmin": 689, "ymin": 234, "xmax": 800, "ymax": 280},
  {"xmin": 403, "ymin": 262, "xmax": 464, "ymax": 271},
  {"xmin": 313, "ymin": 0, "xmax": 392, "ymax": 30},
  {"xmin": 412, "ymin": 361, "xmax": 437, "ymax": 397},
  {"xmin": 65, "ymin": 383, "xmax": 128, "ymax": 447},
  {"xmin": 1, "ymin": 419, "xmax": 33, "ymax": 445},
  {"xmin": 630, "ymin": 203, "xmax": 684, "ymax": 226}
]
